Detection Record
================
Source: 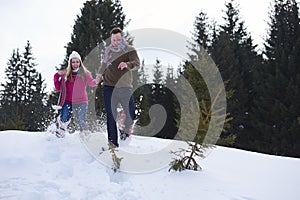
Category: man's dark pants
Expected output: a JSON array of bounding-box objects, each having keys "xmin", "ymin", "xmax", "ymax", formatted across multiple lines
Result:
[{"xmin": 103, "ymin": 86, "xmax": 135, "ymax": 147}]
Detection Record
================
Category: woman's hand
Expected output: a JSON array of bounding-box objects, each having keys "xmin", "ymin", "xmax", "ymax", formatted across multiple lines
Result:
[{"xmin": 95, "ymin": 74, "xmax": 103, "ymax": 84}]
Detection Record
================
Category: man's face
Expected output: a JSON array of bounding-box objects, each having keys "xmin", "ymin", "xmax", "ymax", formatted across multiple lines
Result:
[{"xmin": 111, "ymin": 33, "xmax": 122, "ymax": 47}]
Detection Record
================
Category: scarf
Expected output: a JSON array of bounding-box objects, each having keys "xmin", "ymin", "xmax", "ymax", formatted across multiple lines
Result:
[
  {"xmin": 103, "ymin": 36, "xmax": 128, "ymax": 66},
  {"xmin": 72, "ymin": 67, "xmax": 80, "ymax": 75}
]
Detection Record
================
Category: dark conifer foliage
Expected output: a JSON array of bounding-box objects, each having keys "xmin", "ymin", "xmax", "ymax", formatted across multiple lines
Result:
[
  {"xmin": 209, "ymin": 0, "xmax": 262, "ymax": 146},
  {"xmin": 0, "ymin": 41, "xmax": 48, "ymax": 131},
  {"xmin": 249, "ymin": 0, "xmax": 300, "ymax": 157}
]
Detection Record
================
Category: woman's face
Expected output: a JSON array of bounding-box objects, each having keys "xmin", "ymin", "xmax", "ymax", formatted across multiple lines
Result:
[{"xmin": 71, "ymin": 58, "xmax": 80, "ymax": 70}]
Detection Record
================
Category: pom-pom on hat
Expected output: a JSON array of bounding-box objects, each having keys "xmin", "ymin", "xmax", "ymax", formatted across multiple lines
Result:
[{"xmin": 68, "ymin": 51, "xmax": 81, "ymax": 62}]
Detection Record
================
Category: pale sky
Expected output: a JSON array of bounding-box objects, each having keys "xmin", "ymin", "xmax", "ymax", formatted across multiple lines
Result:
[{"xmin": 0, "ymin": 0, "xmax": 275, "ymax": 92}]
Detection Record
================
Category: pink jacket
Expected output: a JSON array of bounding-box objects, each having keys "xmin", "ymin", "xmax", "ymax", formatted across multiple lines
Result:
[{"xmin": 54, "ymin": 72, "xmax": 98, "ymax": 104}]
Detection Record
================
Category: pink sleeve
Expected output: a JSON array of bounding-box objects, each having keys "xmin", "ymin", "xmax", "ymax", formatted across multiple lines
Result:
[
  {"xmin": 86, "ymin": 72, "xmax": 98, "ymax": 87},
  {"xmin": 54, "ymin": 73, "xmax": 62, "ymax": 91}
]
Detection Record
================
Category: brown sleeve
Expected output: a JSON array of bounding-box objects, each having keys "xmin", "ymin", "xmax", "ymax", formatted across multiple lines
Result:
[{"xmin": 126, "ymin": 46, "xmax": 140, "ymax": 70}]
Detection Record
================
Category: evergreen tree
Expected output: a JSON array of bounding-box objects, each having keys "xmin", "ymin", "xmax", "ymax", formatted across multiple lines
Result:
[
  {"xmin": 186, "ymin": 10, "xmax": 212, "ymax": 104},
  {"xmin": 138, "ymin": 59, "xmax": 149, "ymax": 85},
  {"xmin": 30, "ymin": 73, "xmax": 48, "ymax": 130},
  {"xmin": 21, "ymin": 41, "xmax": 48, "ymax": 130},
  {"xmin": 0, "ymin": 49, "xmax": 23, "ymax": 130},
  {"xmin": 209, "ymin": 0, "xmax": 261, "ymax": 145},
  {"xmin": 135, "ymin": 58, "xmax": 179, "ymax": 139},
  {"xmin": 152, "ymin": 58, "xmax": 164, "ymax": 85},
  {"xmin": 162, "ymin": 65, "xmax": 180, "ymax": 139},
  {"xmin": 150, "ymin": 58, "xmax": 165, "ymax": 137},
  {"xmin": 135, "ymin": 60, "xmax": 151, "ymax": 128},
  {"xmin": 0, "ymin": 41, "xmax": 47, "ymax": 131},
  {"xmin": 250, "ymin": 0, "xmax": 300, "ymax": 157},
  {"xmin": 177, "ymin": 8, "xmax": 234, "ymax": 145},
  {"xmin": 191, "ymin": 11, "xmax": 211, "ymax": 51}
]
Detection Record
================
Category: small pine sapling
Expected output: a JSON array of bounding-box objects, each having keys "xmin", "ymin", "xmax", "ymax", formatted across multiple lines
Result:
[
  {"xmin": 169, "ymin": 142, "xmax": 208, "ymax": 172},
  {"xmin": 108, "ymin": 143, "xmax": 123, "ymax": 172},
  {"xmin": 169, "ymin": 88, "xmax": 231, "ymax": 172}
]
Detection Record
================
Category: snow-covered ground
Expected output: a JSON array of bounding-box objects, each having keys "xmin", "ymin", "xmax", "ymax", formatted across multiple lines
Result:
[{"xmin": 0, "ymin": 130, "xmax": 299, "ymax": 200}]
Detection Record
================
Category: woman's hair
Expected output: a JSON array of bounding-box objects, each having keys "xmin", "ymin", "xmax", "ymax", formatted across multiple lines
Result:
[{"xmin": 65, "ymin": 58, "xmax": 90, "ymax": 82}]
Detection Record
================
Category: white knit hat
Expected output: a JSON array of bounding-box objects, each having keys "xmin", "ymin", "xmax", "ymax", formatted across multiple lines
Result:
[{"xmin": 68, "ymin": 51, "xmax": 81, "ymax": 62}]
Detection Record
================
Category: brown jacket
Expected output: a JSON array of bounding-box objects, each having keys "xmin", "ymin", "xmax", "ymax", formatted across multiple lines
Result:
[{"xmin": 98, "ymin": 45, "xmax": 140, "ymax": 88}]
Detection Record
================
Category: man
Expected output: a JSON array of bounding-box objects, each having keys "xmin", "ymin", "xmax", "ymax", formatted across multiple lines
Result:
[{"xmin": 97, "ymin": 27, "xmax": 140, "ymax": 147}]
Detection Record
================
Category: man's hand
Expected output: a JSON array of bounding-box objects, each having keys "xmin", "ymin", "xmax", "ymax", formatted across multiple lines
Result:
[
  {"xmin": 96, "ymin": 74, "xmax": 103, "ymax": 84},
  {"xmin": 118, "ymin": 62, "xmax": 128, "ymax": 70}
]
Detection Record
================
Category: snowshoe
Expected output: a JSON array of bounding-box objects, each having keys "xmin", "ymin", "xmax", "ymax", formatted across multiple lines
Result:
[
  {"xmin": 119, "ymin": 129, "xmax": 130, "ymax": 141},
  {"xmin": 55, "ymin": 128, "xmax": 66, "ymax": 138},
  {"xmin": 117, "ymin": 109, "xmax": 135, "ymax": 141},
  {"xmin": 54, "ymin": 117, "xmax": 70, "ymax": 138}
]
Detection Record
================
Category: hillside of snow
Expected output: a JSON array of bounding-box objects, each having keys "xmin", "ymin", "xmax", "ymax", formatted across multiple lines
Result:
[{"xmin": 0, "ymin": 130, "xmax": 299, "ymax": 200}]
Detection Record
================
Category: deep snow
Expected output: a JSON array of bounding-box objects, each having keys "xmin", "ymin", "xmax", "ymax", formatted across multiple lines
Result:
[{"xmin": 0, "ymin": 130, "xmax": 299, "ymax": 200}]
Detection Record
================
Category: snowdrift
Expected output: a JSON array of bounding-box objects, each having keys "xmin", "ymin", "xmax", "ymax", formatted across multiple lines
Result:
[{"xmin": 0, "ymin": 130, "xmax": 299, "ymax": 200}]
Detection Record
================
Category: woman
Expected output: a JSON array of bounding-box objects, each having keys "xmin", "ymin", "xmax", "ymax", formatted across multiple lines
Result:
[{"xmin": 54, "ymin": 51, "xmax": 99, "ymax": 138}]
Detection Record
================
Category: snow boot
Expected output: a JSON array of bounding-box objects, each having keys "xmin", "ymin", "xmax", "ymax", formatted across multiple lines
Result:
[
  {"xmin": 120, "ymin": 125, "xmax": 133, "ymax": 141},
  {"xmin": 56, "ymin": 117, "xmax": 70, "ymax": 138},
  {"xmin": 120, "ymin": 129, "xmax": 129, "ymax": 141}
]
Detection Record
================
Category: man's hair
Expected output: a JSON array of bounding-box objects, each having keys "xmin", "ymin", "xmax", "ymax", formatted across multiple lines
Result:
[{"xmin": 110, "ymin": 27, "xmax": 123, "ymax": 35}]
